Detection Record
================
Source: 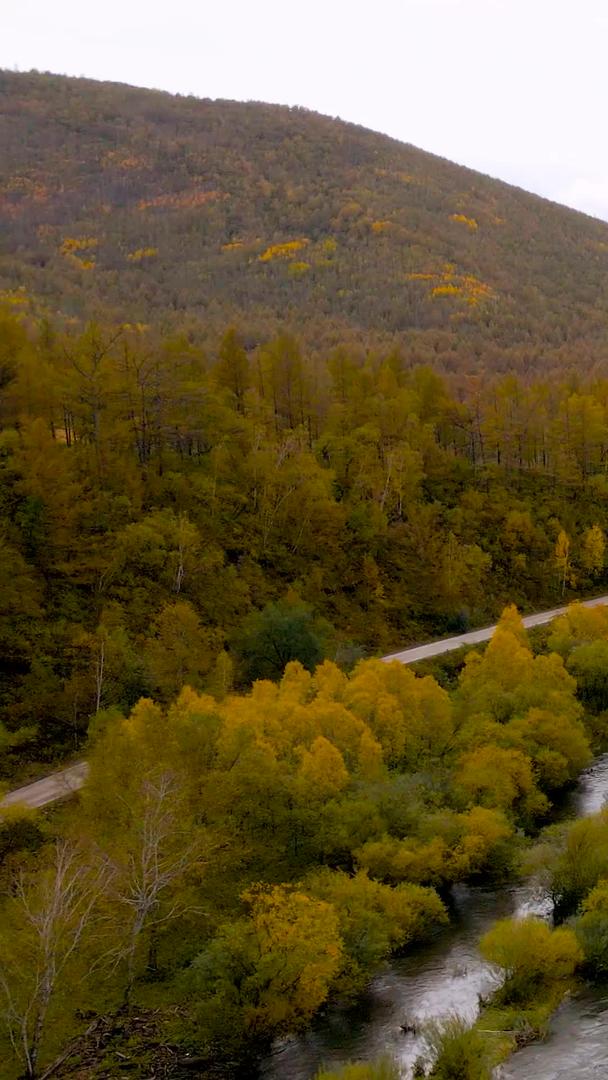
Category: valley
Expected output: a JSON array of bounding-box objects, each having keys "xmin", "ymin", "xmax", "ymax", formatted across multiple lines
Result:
[{"xmin": 3, "ymin": 69, "xmax": 608, "ymax": 1080}]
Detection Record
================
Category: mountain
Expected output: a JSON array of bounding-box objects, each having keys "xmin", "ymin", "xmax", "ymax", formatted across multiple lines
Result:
[{"xmin": 3, "ymin": 69, "xmax": 608, "ymax": 373}]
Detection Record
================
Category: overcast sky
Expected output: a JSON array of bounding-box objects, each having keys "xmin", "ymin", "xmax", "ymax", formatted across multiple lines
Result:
[{"xmin": 2, "ymin": 0, "xmax": 608, "ymax": 219}]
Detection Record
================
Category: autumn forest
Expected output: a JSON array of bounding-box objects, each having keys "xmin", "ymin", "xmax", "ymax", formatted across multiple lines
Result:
[{"xmin": 3, "ymin": 70, "xmax": 608, "ymax": 1080}]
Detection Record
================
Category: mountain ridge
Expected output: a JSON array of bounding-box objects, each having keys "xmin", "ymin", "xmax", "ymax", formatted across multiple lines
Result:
[
  {"xmin": 3, "ymin": 69, "xmax": 608, "ymax": 373},
  {"xmin": 5, "ymin": 69, "xmax": 599, "ymax": 217}
]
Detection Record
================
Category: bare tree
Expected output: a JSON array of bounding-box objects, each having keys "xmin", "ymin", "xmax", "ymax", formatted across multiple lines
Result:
[
  {"xmin": 110, "ymin": 772, "xmax": 204, "ymax": 1003},
  {"xmin": 0, "ymin": 840, "xmax": 113, "ymax": 1079},
  {"xmin": 94, "ymin": 634, "xmax": 105, "ymax": 715}
]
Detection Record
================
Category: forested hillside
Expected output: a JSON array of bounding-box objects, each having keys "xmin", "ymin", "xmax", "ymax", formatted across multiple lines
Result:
[
  {"xmin": 2, "ymin": 309, "xmax": 608, "ymax": 777},
  {"xmin": 3, "ymin": 72, "xmax": 608, "ymax": 779},
  {"xmin": 3, "ymin": 70, "xmax": 608, "ymax": 374}
]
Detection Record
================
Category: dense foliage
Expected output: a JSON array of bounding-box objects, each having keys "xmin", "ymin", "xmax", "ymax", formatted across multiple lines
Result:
[
  {"xmin": 4, "ymin": 71, "xmax": 608, "ymax": 374},
  {"xmin": 2, "ymin": 309, "xmax": 608, "ymax": 776},
  {"xmin": 0, "ymin": 610, "xmax": 596, "ymax": 1077}
]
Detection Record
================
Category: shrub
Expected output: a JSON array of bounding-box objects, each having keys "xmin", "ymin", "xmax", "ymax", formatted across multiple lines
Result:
[
  {"xmin": 479, "ymin": 917, "xmax": 582, "ymax": 1003},
  {"xmin": 305, "ymin": 869, "xmax": 447, "ymax": 994},
  {"xmin": 575, "ymin": 880, "xmax": 608, "ymax": 976},
  {"xmin": 568, "ymin": 641, "xmax": 608, "ymax": 713},
  {"xmin": 316, "ymin": 1058, "xmax": 400, "ymax": 1080},
  {"xmin": 550, "ymin": 811, "xmax": 608, "ymax": 914},
  {"xmin": 425, "ymin": 1017, "xmax": 492, "ymax": 1079}
]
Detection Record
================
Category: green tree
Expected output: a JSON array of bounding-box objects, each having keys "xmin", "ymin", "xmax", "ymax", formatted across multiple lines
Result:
[
  {"xmin": 567, "ymin": 640, "xmax": 608, "ymax": 712},
  {"xmin": 548, "ymin": 811, "xmax": 608, "ymax": 914},
  {"xmin": 234, "ymin": 598, "xmax": 331, "ymax": 683},
  {"xmin": 575, "ymin": 880, "xmax": 608, "ymax": 976}
]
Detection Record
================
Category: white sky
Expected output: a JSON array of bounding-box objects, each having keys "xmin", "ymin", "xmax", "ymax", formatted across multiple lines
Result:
[{"xmin": 2, "ymin": 0, "xmax": 608, "ymax": 219}]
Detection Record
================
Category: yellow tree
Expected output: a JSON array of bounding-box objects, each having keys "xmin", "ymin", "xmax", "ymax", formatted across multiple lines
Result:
[
  {"xmin": 547, "ymin": 601, "xmax": 608, "ymax": 656},
  {"xmin": 455, "ymin": 744, "xmax": 548, "ymax": 819},
  {"xmin": 304, "ymin": 869, "xmax": 447, "ymax": 994},
  {"xmin": 555, "ymin": 529, "xmax": 572, "ymax": 595},
  {"xmin": 345, "ymin": 660, "xmax": 453, "ymax": 770},
  {"xmin": 144, "ymin": 600, "xmax": 216, "ymax": 700},
  {"xmin": 456, "ymin": 606, "xmax": 578, "ymax": 728},
  {"xmin": 480, "ymin": 917, "xmax": 582, "ymax": 1003},
  {"xmin": 186, "ymin": 885, "xmax": 344, "ymax": 1043},
  {"xmin": 581, "ymin": 524, "xmax": 605, "ymax": 577}
]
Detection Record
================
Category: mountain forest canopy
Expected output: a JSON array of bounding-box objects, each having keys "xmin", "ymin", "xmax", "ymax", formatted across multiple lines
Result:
[
  {"xmin": 1, "ymin": 71, "xmax": 608, "ymax": 773},
  {"xmin": 3, "ymin": 69, "xmax": 608, "ymax": 375}
]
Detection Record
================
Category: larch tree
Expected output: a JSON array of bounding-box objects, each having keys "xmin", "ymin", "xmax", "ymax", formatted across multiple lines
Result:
[
  {"xmin": 555, "ymin": 529, "xmax": 572, "ymax": 596},
  {"xmin": 581, "ymin": 524, "xmax": 606, "ymax": 577},
  {"xmin": 215, "ymin": 327, "xmax": 250, "ymax": 414}
]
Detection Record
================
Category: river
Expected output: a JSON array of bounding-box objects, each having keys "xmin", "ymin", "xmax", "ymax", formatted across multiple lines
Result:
[{"xmin": 258, "ymin": 755, "xmax": 608, "ymax": 1079}]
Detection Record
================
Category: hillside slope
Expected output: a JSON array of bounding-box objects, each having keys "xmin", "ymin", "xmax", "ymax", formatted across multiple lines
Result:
[{"xmin": 3, "ymin": 70, "xmax": 608, "ymax": 372}]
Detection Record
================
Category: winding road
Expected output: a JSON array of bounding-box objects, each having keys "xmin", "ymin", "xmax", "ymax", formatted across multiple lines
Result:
[
  {"xmin": 381, "ymin": 594, "xmax": 608, "ymax": 664},
  {"xmin": 1, "ymin": 761, "xmax": 90, "ymax": 811},
  {"xmin": 3, "ymin": 594, "xmax": 608, "ymax": 813}
]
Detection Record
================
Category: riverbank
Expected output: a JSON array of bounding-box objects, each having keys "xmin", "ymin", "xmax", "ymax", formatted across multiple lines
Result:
[
  {"xmin": 467, "ymin": 976, "xmax": 578, "ymax": 1077},
  {"xmin": 258, "ymin": 754, "xmax": 608, "ymax": 1079},
  {"xmin": 500, "ymin": 980, "xmax": 608, "ymax": 1078}
]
